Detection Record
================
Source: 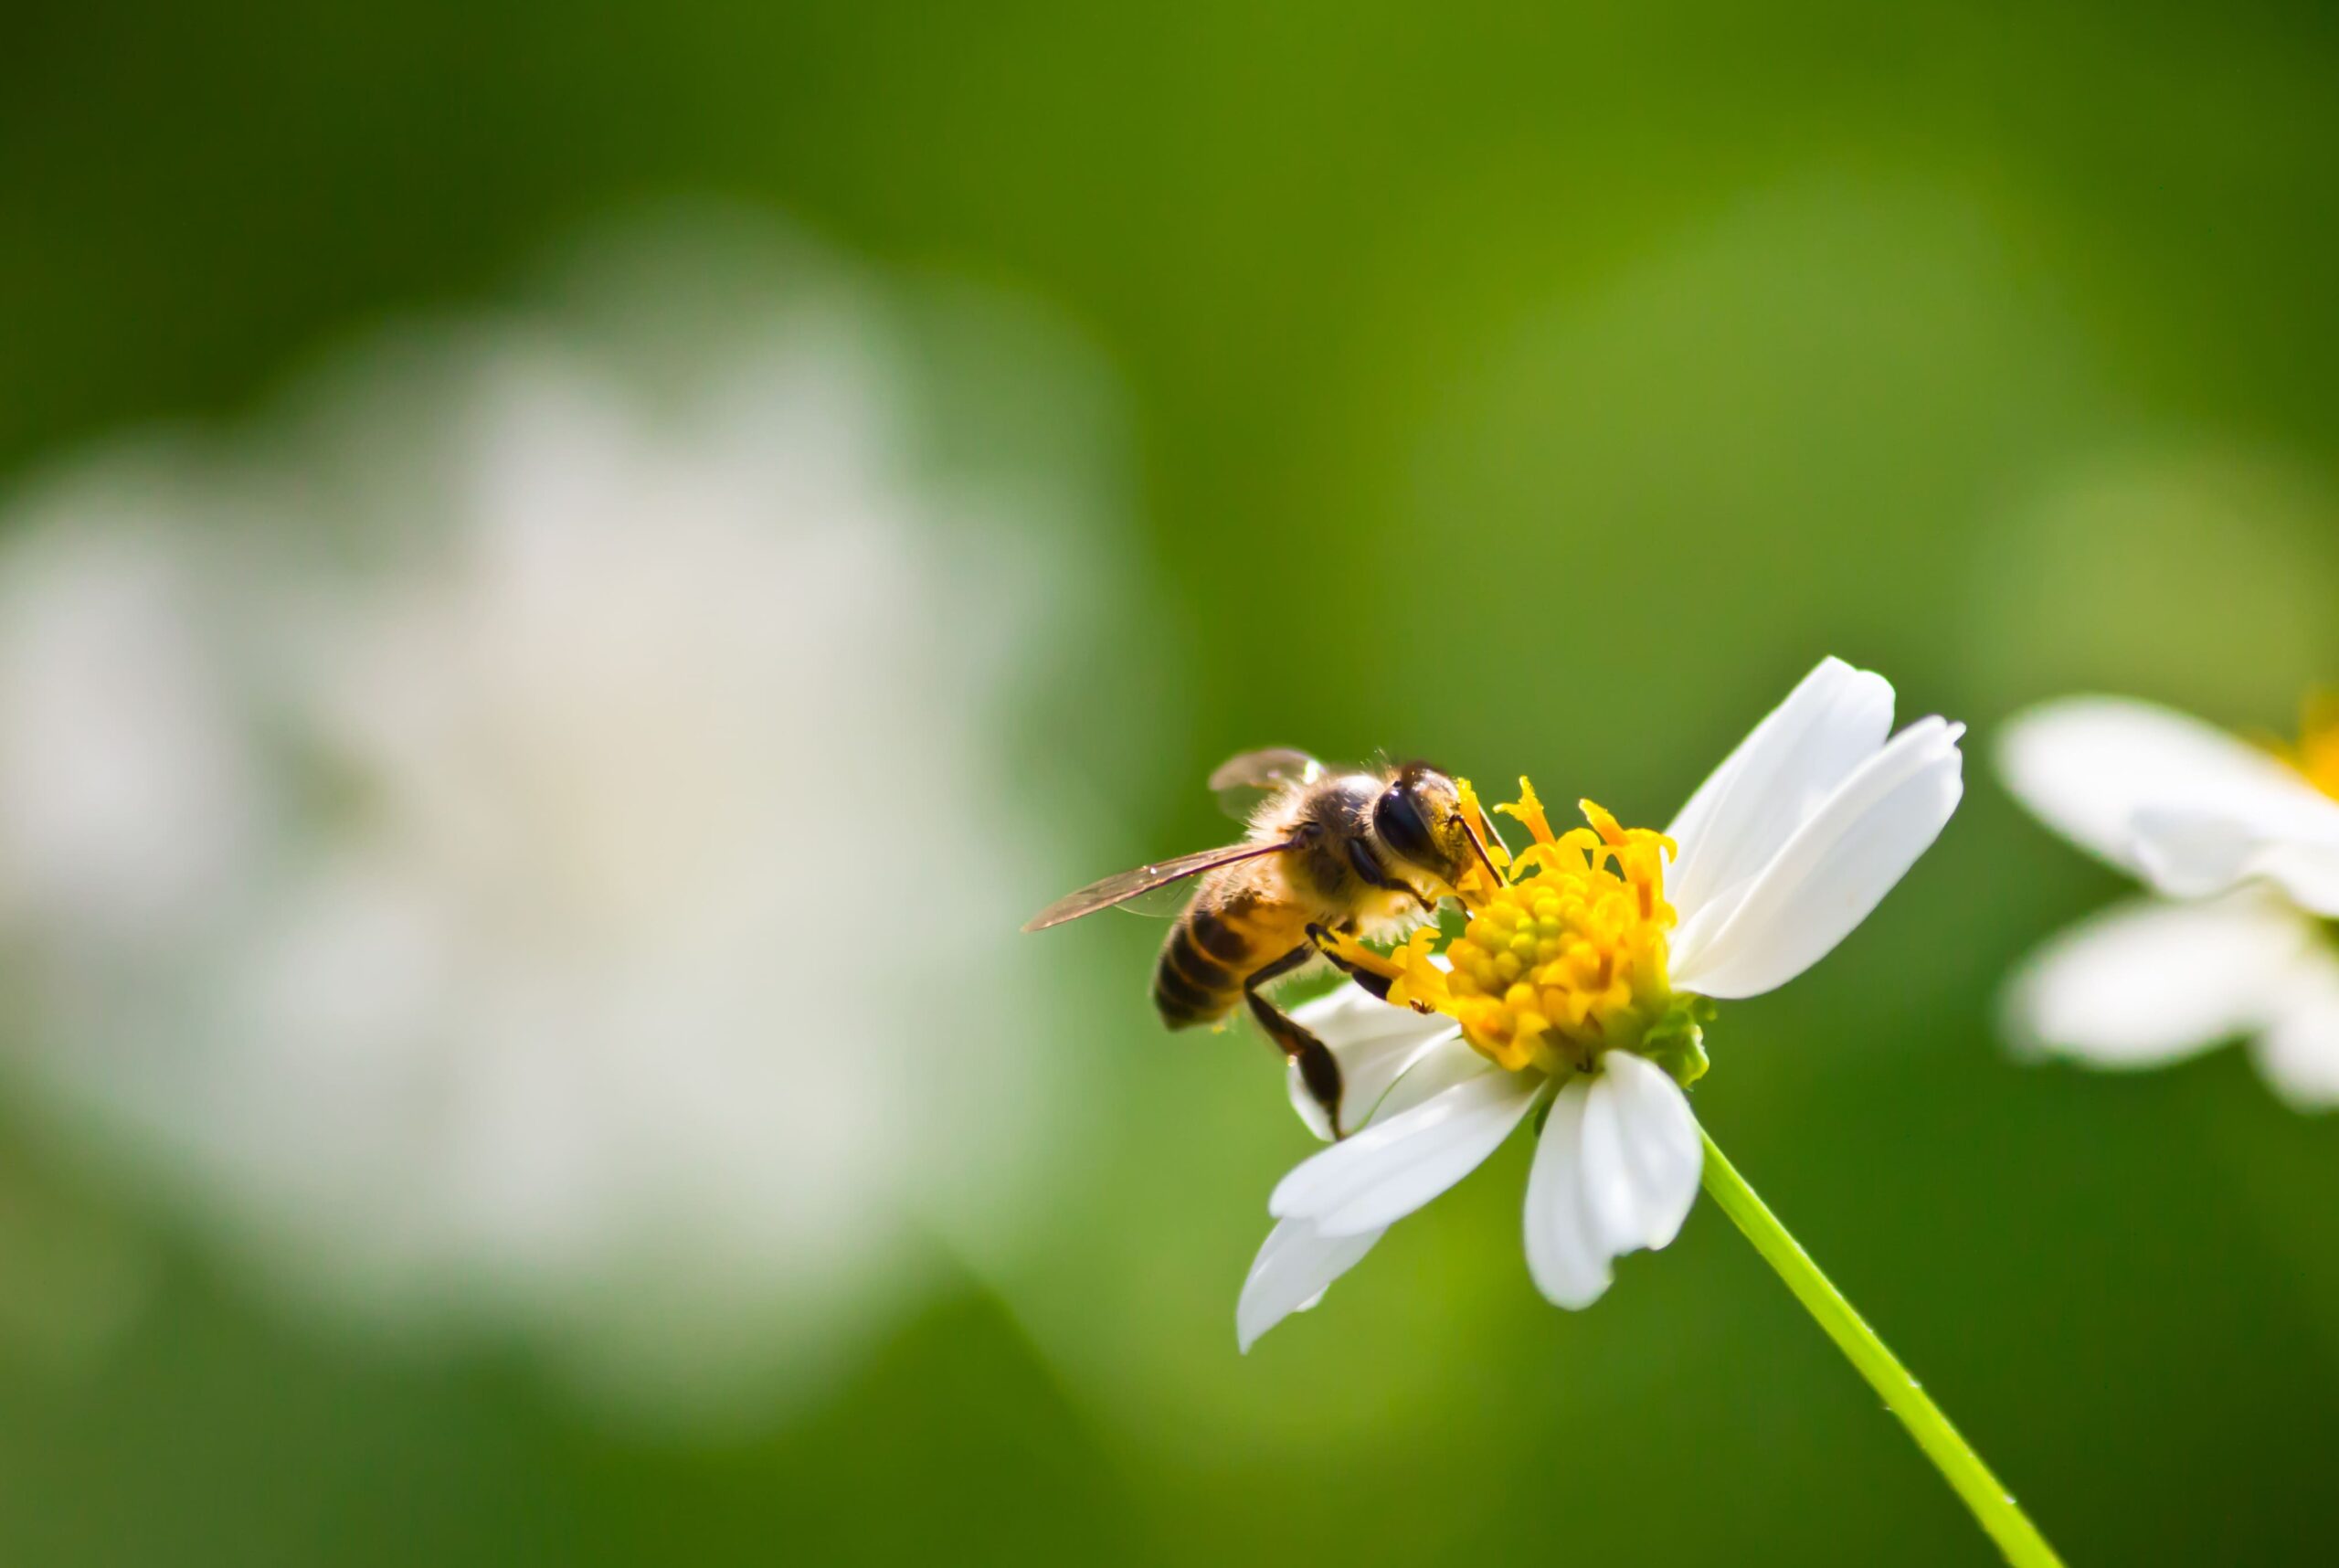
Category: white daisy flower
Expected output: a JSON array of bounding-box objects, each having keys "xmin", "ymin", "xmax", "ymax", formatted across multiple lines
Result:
[
  {"xmin": 1998, "ymin": 694, "xmax": 2339, "ymax": 1108},
  {"xmin": 0, "ymin": 218, "xmax": 1122, "ymax": 1419},
  {"xmin": 1240, "ymin": 656, "xmax": 1965, "ymax": 1350}
]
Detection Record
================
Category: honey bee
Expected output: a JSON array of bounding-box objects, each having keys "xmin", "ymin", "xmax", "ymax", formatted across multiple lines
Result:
[{"xmin": 1024, "ymin": 749, "xmax": 1500, "ymax": 1136}]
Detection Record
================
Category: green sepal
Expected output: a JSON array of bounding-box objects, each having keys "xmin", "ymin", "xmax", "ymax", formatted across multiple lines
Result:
[{"xmin": 1639, "ymin": 994, "xmax": 1717, "ymax": 1088}]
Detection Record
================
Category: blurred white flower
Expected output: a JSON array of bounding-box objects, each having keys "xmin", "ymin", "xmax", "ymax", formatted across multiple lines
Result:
[
  {"xmin": 1999, "ymin": 695, "xmax": 2339, "ymax": 1107},
  {"xmin": 1242, "ymin": 658, "xmax": 1964, "ymax": 1349},
  {"xmin": 0, "ymin": 217, "xmax": 1126, "ymax": 1420}
]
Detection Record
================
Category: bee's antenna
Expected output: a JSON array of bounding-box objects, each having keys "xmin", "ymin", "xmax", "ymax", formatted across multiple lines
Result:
[
  {"xmin": 1476, "ymin": 801, "xmax": 1511, "ymax": 861},
  {"xmin": 1455, "ymin": 810, "xmax": 1504, "ymax": 890}
]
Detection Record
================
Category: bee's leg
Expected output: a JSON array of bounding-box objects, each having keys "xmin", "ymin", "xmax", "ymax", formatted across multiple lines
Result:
[
  {"xmin": 1246, "ymin": 944, "xmax": 1346, "ymax": 1139},
  {"xmin": 1305, "ymin": 921, "xmax": 1395, "ymax": 1002}
]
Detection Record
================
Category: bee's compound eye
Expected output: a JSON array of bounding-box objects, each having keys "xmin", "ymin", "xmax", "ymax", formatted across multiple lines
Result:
[{"xmin": 1374, "ymin": 783, "xmax": 1438, "ymax": 868}]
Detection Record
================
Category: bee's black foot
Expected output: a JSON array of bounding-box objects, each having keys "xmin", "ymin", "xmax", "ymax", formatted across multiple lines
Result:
[{"xmin": 1310, "ymin": 925, "xmax": 1395, "ymax": 1002}]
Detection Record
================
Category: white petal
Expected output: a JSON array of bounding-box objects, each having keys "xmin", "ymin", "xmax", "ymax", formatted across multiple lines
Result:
[
  {"xmin": 1574, "ymin": 1069, "xmax": 1644, "ymax": 1253},
  {"xmin": 1523, "ymin": 1078, "xmax": 1608, "ymax": 1308},
  {"xmin": 2252, "ymin": 945, "xmax": 2339, "ymax": 1110},
  {"xmin": 1285, "ymin": 983, "xmax": 1466, "ymax": 1141},
  {"xmin": 1235, "ymin": 1216, "xmax": 1386, "ymax": 1351},
  {"xmin": 1598, "ymin": 1053, "xmax": 1704, "ymax": 1251},
  {"xmin": 1664, "ymin": 657, "xmax": 1895, "ymax": 929},
  {"xmin": 1268, "ymin": 1067, "xmax": 1543, "ymax": 1237},
  {"xmin": 1522, "ymin": 1059, "xmax": 1703, "ymax": 1311},
  {"xmin": 1243, "ymin": 1036, "xmax": 1495, "ymax": 1348},
  {"xmin": 1997, "ymin": 696, "xmax": 2336, "ymax": 880},
  {"xmin": 1670, "ymin": 718, "xmax": 1964, "ymax": 999},
  {"xmin": 2001, "ymin": 894, "xmax": 2308, "ymax": 1068},
  {"xmin": 1373, "ymin": 1034, "xmax": 1499, "ymax": 1119},
  {"xmin": 2132, "ymin": 800, "xmax": 2339, "ymax": 916}
]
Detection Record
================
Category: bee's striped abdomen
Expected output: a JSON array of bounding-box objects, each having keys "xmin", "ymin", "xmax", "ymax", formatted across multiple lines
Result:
[{"xmin": 1153, "ymin": 904, "xmax": 1256, "ymax": 1028}]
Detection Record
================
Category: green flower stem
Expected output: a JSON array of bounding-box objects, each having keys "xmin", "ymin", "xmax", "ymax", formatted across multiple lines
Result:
[{"xmin": 1698, "ymin": 1129, "xmax": 2065, "ymax": 1568}]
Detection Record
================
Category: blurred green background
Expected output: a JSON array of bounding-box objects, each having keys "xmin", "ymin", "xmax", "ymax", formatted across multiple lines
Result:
[{"xmin": 7, "ymin": 2, "xmax": 2339, "ymax": 1563}]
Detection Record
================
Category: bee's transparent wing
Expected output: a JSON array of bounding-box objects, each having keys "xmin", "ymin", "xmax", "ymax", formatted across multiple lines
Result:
[
  {"xmin": 1113, "ymin": 880, "xmax": 1208, "ymax": 919},
  {"xmin": 1209, "ymin": 747, "xmax": 1326, "ymax": 821},
  {"xmin": 1022, "ymin": 841, "xmax": 1291, "ymax": 932}
]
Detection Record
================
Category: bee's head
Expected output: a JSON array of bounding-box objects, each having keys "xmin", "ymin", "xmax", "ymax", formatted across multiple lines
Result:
[{"xmin": 1372, "ymin": 762, "xmax": 1476, "ymax": 890}]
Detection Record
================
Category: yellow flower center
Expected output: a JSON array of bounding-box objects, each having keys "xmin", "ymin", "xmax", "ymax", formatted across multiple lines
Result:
[
  {"xmin": 2288, "ymin": 694, "xmax": 2339, "ymax": 801},
  {"xmin": 1327, "ymin": 778, "xmax": 1678, "ymax": 1076}
]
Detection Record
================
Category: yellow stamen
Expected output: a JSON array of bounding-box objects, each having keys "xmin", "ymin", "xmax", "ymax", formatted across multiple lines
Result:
[
  {"xmin": 1339, "ymin": 779, "xmax": 1678, "ymax": 1077},
  {"xmin": 1446, "ymin": 777, "xmax": 1509, "ymax": 907},
  {"xmin": 1494, "ymin": 776, "xmax": 1554, "ymax": 850}
]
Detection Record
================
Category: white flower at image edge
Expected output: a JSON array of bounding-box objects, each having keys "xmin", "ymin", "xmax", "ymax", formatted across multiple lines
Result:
[
  {"xmin": 1240, "ymin": 658, "xmax": 1966, "ymax": 1349},
  {"xmin": 1998, "ymin": 697, "xmax": 2339, "ymax": 1108}
]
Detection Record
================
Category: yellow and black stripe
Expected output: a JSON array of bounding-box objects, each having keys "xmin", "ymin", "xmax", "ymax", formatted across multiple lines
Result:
[{"xmin": 1153, "ymin": 906, "xmax": 1252, "ymax": 1027}]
